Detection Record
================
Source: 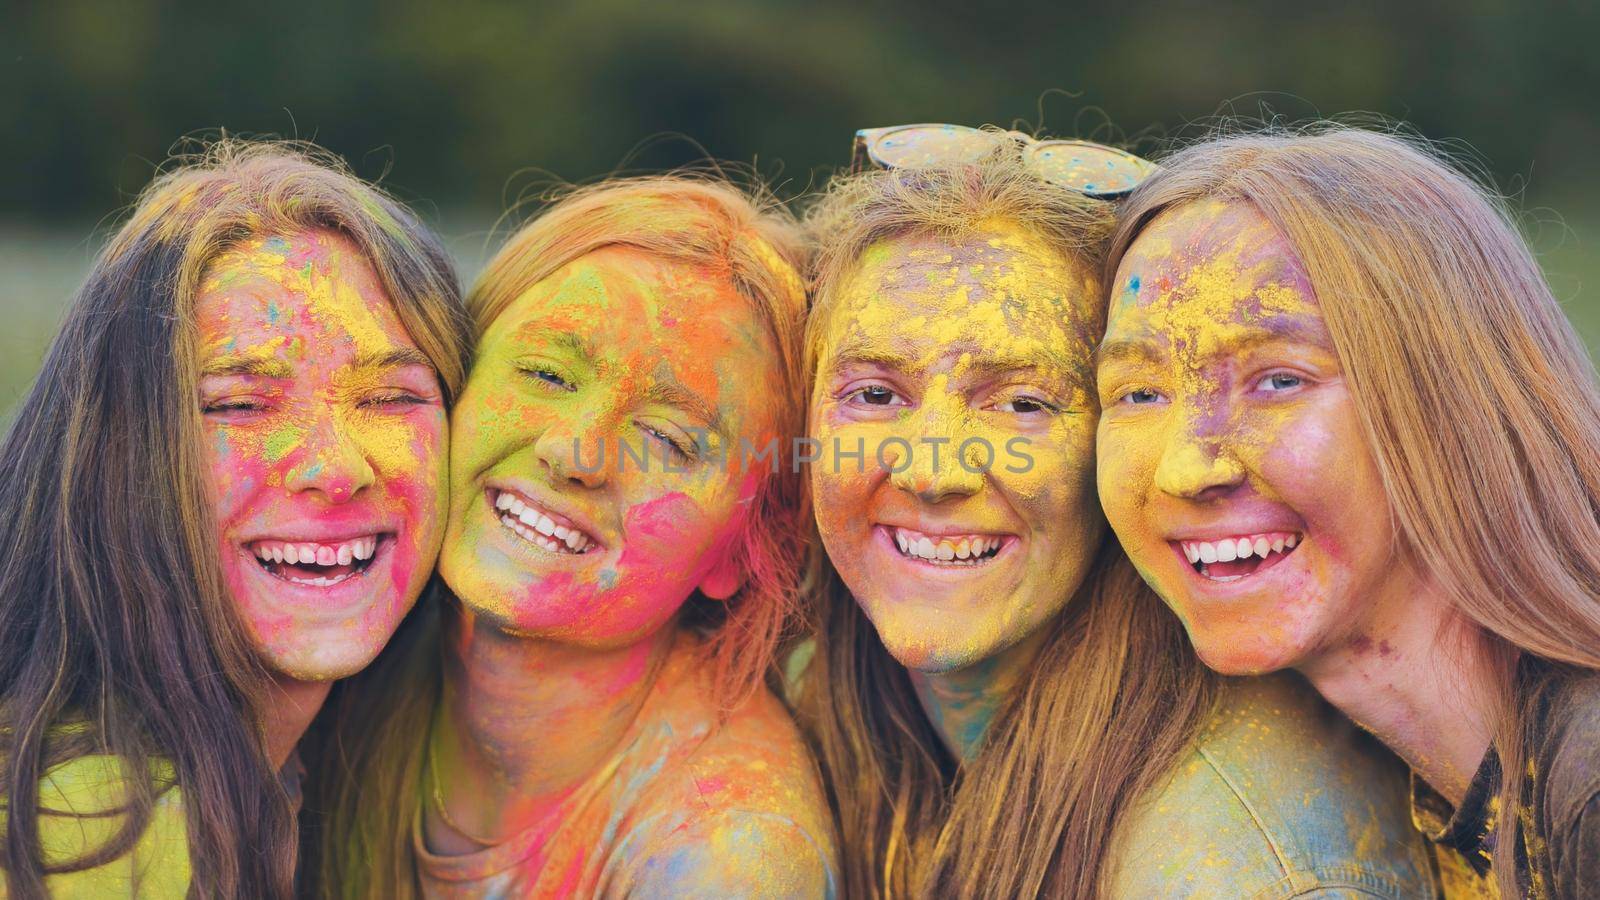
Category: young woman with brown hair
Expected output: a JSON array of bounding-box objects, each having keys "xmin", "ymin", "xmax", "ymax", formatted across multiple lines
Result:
[
  {"xmin": 310, "ymin": 175, "xmax": 837, "ymax": 898},
  {"xmin": 0, "ymin": 140, "xmax": 471, "ymax": 897},
  {"xmin": 1097, "ymin": 125, "xmax": 1600, "ymax": 898},
  {"xmin": 798, "ymin": 132, "xmax": 1438, "ymax": 898}
]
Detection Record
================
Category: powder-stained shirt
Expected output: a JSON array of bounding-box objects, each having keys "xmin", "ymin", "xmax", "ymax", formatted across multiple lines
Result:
[
  {"xmin": 414, "ymin": 633, "xmax": 840, "ymax": 899},
  {"xmin": 1411, "ymin": 673, "xmax": 1600, "ymax": 900},
  {"xmin": 0, "ymin": 747, "xmax": 306, "ymax": 899},
  {"xmin": 1107, "ymin": 672, "xmax": 1441, "ymax": 898}
]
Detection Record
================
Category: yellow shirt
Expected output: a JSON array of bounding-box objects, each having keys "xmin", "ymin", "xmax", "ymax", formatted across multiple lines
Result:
[{"xmin": 0, "ymin": 755, "xmax": 190, "ymax": 898}]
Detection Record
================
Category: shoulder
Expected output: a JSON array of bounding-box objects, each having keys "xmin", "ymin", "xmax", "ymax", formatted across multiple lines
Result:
[
  {"xmin": 1108, "ymin": 673, "xmax": 1437, "ymax": 899},
  {"xmin": 1535, "ymin": 672, "xmax": 1600, "ymax": 895},
  {"xmin": 603, "ymin": 807, "xmax": 837, "ymax": 899},
  {"xmin": 1537, "ymin": 672, "xmax": 1600, "ymax": 826},
  {"xmin": 605, "ymin": 666, "xmax": 838, "ymax": 898},
  {"xmin": 29, "ymin": 755, "xmax": 190, "ymax": 898}
]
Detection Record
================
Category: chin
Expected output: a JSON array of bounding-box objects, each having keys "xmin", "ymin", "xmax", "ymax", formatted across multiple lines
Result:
[
  {"xmin": 1189, "ymin": 626, "xmax": 1305, "ymax": 676},
  {"xmin": 263, "ymin": 641, "xmax": 382, "ymax": 683}
]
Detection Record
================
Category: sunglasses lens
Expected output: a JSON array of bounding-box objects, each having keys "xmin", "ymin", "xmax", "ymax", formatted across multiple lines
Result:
[
  {"xmin": 1027, "ymin": 141, "xmax": 1156, "ymax": 197},
  {"xmin": 870, "ymin": 124, "xmax": 994, "ymax": 169}
]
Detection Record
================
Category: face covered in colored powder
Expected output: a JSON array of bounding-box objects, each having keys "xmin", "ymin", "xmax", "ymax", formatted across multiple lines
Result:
[
  {"xmin": 810, "ymin": 223, "xmax": 1104, "ymax": 673},
  {"xmin": 440, "ymin": 246, "xmax": 781, "ymax": 646},
  {"xmin": 196, "ymin": 230, "xmax": 448, "ymax": 681},
  {"xmin": 1096, "ymin": 199, "xmax": 1402, "ymax": 674}
]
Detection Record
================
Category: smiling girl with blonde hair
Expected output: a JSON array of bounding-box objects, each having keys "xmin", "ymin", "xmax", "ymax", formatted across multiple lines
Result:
[{"xmin": 1097, "ymin": 124, "xmax": 1600, "ymax": 897}]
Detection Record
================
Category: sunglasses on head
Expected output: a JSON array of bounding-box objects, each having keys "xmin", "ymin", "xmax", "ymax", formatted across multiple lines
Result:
[{"xmin": 851, "ymin": 123, "xmax": 1156, "ymax": 199}]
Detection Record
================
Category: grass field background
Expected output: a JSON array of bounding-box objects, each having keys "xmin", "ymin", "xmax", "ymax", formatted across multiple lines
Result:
[{"xmin": 4, "ymin": 193, "xmax": 1597, "ymax": 420}]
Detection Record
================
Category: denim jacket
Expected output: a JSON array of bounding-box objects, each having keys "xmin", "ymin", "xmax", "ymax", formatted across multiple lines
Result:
[{"xmin": 1107, "ymin": 672, "xmax": 1440, "ymax": 898}]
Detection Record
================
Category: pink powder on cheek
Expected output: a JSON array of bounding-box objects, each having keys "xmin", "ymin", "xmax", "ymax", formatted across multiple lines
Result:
[{"xmin": 614, "ymin": 491, "xmax": 715, "ymax": 585}]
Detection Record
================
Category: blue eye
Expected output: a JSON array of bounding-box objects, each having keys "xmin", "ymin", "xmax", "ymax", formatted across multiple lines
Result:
[
  {"xmin": 847, "ymin": 385, "xmax": 905, "ymax": 407},
  {"xmin": 1122, "ymin": 388, "xmax": 1165, "ymax": 405},
  {"xmin": 1257, "ymin": 373, "xmax": 1303, "ymax": 392}
]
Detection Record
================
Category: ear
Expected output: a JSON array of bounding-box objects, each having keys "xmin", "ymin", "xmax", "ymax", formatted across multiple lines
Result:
[{"xmin": 697, "ymin": 548, "xmax": 745, "ymax": 601}]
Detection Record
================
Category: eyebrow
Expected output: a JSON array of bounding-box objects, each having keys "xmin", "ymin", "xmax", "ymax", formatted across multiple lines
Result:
[
  {"xmin": 353, "ymin": 347, "xmax": 434, "ymax": 371},
  {"xmin": 644, "ymin": 377, "xmax": 725, "ymax": 435},
  {"xmin": 828, "ymin": 334, "xmax": 1080, "ymax": 381},
  {"xmin": 1095, "ymin": 317, "xmax": 1334, "ymax": 370},
  {"xmin": 514, "ymin": 327, "xmax": 596, "ymax": 361},
  {"xmin": 1094, "ymin": 338, "xmax": 1162, "ymax": 371},
  {"xmin": 200, "ymin": 354, "xmax": 292, "ymax": 379}
]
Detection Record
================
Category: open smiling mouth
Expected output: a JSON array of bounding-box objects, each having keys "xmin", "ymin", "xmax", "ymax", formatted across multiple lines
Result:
[
  {"xmin": 888, "ymin": 526, "xmax": 1008, "ymax": 568},
  {"xmin": 249, "ymin": 536, "xmax": 385, "ymax": 587},
  {"xmin": 1179, "ymin": 532, "xmax": 1300, "ymax": 583},
  {"xmin": 491, "ymin": 489, "xmax": 599, "ymax": 555}
]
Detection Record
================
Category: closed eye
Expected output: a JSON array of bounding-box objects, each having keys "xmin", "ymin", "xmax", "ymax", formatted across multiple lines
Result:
[
  {"xmin": 358, "ymin": 391, "xmax": 431, "ymax": 410},
  {"xmin": 202, "ymin": 397, "xmax": 268, "ymax": 417},
  {"xmin": 517, "ymin": 365, "xmax": 576, "ymax": 392}
]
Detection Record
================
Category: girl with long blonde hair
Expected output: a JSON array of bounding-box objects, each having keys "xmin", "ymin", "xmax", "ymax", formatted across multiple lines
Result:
[
  {"xmin": 798, "ymin": 135, "xmax": 1437, "ymax": 898},
  {"xmin": 1096, "ymin": 125, "xmax": 1600, "ymax": 897},
  {"xmin": 309, "ymin": 174, "xmax": 838, "ymax": 897}
]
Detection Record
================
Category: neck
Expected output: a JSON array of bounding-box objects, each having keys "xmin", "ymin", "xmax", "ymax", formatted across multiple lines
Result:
[
  {"xmin": 1299, "ymin": 575, "xmax": 1499, "ymax": 806},
  {"xmin": 263, "ymin": 674, "xmax": 330, "ymax": 769},
  {"xmin": 426, "ymin": 609, "xmax": 677, "ymax": 854},
  {"xmin": 910, "ymin": 627, "xmax": 1047, "ymax": 762}
]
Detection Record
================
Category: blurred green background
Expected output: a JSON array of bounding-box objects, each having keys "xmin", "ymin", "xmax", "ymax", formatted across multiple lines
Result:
[{"xmin": 4, "ymin": 0, "xmax": 1598, "ymax": 415}]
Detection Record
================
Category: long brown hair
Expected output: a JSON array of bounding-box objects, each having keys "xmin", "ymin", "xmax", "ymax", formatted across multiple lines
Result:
[
  {"xmin": 1107, "ymin": 124, "xmax": 1600, "ymax": 896},
  {"xmin": 0, "ymin": 139, "xmax": 470, "ymax": 898},
  {"xmin": 306, "ymin": 173, "xmax": 813, "ymax": 898},
  {"xmin": 797, "ymin": 143, "xmax": 1219, "ymax": 898}
]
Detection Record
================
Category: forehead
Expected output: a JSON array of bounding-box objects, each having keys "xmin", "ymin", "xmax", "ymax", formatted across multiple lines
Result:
[
  {"xmin": 195, "ymin": 229, "xmax": 414, "ymax": 359},
  {"xmin": 825, "ymin": 223, "xmax": 1099, "ymax": 369},
  {"xmin": 487, "ymin": 245, "xmax": 781, "ymax": 418},
  {"xmin": 1106, "ymin": 200, "xmax": 1323, "ymax": 352},
  {"xmin": 492, "ymin": 246, "xmax": 771, "ymax": 358}
]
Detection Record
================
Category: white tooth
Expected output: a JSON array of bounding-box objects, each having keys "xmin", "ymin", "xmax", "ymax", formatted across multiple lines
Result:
[
  {"xmin": 564, "ymin": 530, "xmax": 583, "ymax": 550},
  {"xmin": 1198, "ymin": 542, "xmax": 1219, "ymax": 564},
  {"xmin": 553, "ymin": 525, "xmax": 570, "ymax": 540},
  {"xmin": 271, "ymin": 546, "xmax": 283, "ymax": 563},
  {"xmin": 337, "ymin": 544, "xmax": 353, "ymax": 566},
  {"xmin": 936, "ymin": 542, "xmax": 955, "ymax": 561},
  {"xmin": 511, "ymin": 497, "xmax": 529, "ymax": 516},
  {"xmin": 299, "ymin": 544, "xmax": 317, "ymax": 564},
  {"xmin": 1272, "ymin": 536, "xmax": 1285, "ymax": 553},
  {"xmin": 535, "ymin": 515, "xmax": 556, "ymax": 536},
  {"xmin": 956, "ymin": 539, "xmax": 971, "ymax": 559},
  {"xmin": 1216, "ymin": 540, "xmax": 1238, "ymax": 562},
  {"xmin": 316, "ymin": 546, "xmax": 336, "ymax": 566},
  {"xmin": 282, "ymin": 545, "xmax": 298, "ymax": 565},
  {"xmin": 896, "ymin": 531, "xmax": 910, "ymax": 554},
  {"xmin": 1254, "ymin": 537, "xmax": 1270, "ymax": 558},
  {"xmin": 917, "ymin": 537, "xmax": 936, "ymax": 559},
  {"xmin": 495, "ymin": 492, "xmax": 514, "ymax": 511},
  {"xmin": 366, "ymin": 537, "xmax": 377, "ymax": 559},
  {"xmin": 1184, "ymin": 543, "xmax": 1200, "ymax": 564},
  {"xmin": 1286, "ymin": 534, "xmax": 1298, "ymax": 548},
  {"xmin": 254, "ymin": 545, "xmax": 268, "ymax": 560},
  {"xmin": 1236, "ymin": 538, "xmax": 1253, "ymax": 559},
  {"xmin": 517, "ymin": 507, "xmax": 539, "ymax": 527}
]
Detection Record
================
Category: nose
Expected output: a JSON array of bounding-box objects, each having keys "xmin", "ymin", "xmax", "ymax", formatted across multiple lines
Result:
[
  {"xmin": 1152, "ymin": 406, "xmax": 1246, "ymax": 499},
  {"xmin": 533, "ymin": 412, "xmax": 611, "ymax": 489},
  {"xmin": 282, "ymin": 414, "xmax": 375, "ymax": 503},
  {"xmin": 887, "ymin": 392, "xmax": 984, "ymax": 503}
]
